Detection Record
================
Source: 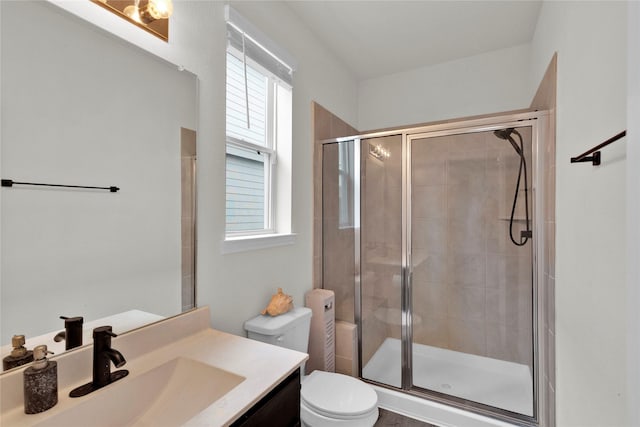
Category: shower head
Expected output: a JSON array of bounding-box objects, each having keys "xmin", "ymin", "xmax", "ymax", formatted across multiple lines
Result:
[
  {"xmin": 493, "ymin": 128, "xmax": 523, "ymax": 157},
  {"xmin": 493, "ymin": 128, "xmax": 513, "ymax": 140}
]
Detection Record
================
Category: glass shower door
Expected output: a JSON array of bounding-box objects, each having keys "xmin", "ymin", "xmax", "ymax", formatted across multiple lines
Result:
[
  {"xmin": 359, "ymin": 134, "xmax": 403, "ymax": 388},
  {"xmin": 409, "ymin": 127, "xmax": 534, "ymax": 416}
]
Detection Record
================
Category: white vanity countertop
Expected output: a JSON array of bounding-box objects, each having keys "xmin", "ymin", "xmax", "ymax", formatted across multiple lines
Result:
[
  {"xmin": 1, "ymin": 310, "xmax": 165, "ymax": 357},
  {"xmin": 0, "ymin": 307, "xmax": 308, "ymax": 426}
]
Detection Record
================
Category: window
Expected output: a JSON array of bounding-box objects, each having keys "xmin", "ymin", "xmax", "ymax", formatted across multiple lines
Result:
[
  {"xmin": 338, "ymin": 142, "xmax": 354, "ymax": 228},
  {"xmin": 224, "ymin": 7, "xmax": 294, "ymax": 239},
  {"xmin": 225, "ymin": 52, "xmax": 273, "ymax": 233}
]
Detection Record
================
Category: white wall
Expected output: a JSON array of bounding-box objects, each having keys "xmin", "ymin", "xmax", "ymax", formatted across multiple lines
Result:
[
  {"xmin": 0, "ymin": 2, "xmax": 196, "ymax": 343},
  {"xmin": 208, "ymin": 1, "xmax": 358, "ymax": 335},
  {"xmin": 530, "ymin": 2, "xmax": 628, "ymax": 426},
  {"xmin": 357, "ymin": 44, "xmax": 532, "ymax": 130},
  {"xmin": 42, "ymin": 1, "xmax": 359, "ymax": 337},
  {"xmin": 627, "ymin": 2, "xmax": 640, "ymax": 426}
]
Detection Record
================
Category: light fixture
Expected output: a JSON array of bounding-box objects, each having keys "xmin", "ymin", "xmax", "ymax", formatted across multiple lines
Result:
[
  {"xmin": 369, "ymin": 144, "xmax": 391, "ymax": 161},
  {"xmin": 124, "ymin": 0, "xmax": 173, "ymax": 24},
  {"xmin": 92, "ymin": 0, "xmax": 173, "ymax": 42},
  {"xmin": 146, "ymin": 0, "xmax": 173, "ymax": 20},
  {"xmin": 123, "ymin": 0, "xmax": 143, "ymax": 23}
]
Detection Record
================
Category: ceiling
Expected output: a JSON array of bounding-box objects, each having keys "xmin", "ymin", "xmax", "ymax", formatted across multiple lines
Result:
[{"xmin": 285, "ymin": 1, "xmax": 543, "ymax": 80}]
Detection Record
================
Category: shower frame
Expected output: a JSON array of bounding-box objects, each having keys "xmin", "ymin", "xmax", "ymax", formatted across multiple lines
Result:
[{"xmin": 321, "ymin": 110, "xmax": 551, "ymax": 427}]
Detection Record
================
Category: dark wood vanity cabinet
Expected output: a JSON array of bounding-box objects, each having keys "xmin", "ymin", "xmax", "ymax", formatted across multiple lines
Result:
[{"xmin": 230, "ymin": 370, "xmax": 301, "ymax": 427}]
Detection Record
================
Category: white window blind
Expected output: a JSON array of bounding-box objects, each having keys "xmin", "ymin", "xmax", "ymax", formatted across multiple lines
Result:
[
  {"xmin": 226, "ymin": 52, "xmax": 267, "ymax": 146},
  {"xmin": 225, "ymin": 5, "xmax": 296, "ymax": 86}
]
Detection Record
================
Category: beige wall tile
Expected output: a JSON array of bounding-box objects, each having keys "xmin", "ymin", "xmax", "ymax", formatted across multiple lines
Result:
[
  {"xmin": 485, "ymin": 253, "xmax": 532, "ymax": 290},
  {"xmin": 412, "ymin": 218, "xmax": 448, "ymax": 252},
  {"xmin": 448, "ymin": 184, "xmax": 486, "ymax": 222},
  {"xmin": 448, "ymin": 156, "xmax": 487, "ymax": 189},
  {"xmin": 448, "ymin": 217, "xmax": 486, "ymax": 254},
  {"xmin": 485, "ymin": 286, "xmax": 532, "ymax": 330},
  {"xmin": 547, "ymin": 275, "xmax": 556, "ymax": 333},
  {"xmin": 447, "ymin": 286, "xmax": 486, "ymax": 322},
  {"xmin": 412, "ymin": 250, "xmax": 448, "ymax": 285},
  {"xmin": 412, "ymin": 280, "xmax": 448, "ymax": 319},
  {"xmin": 336, "ymin": 355, "xmax": 356, "ymax": 377},
  {"xmin": 412, "ymin": 159, "xmax": 447, "ymax": 186},
  {"xmin": 412, "ymin": 137, "xmax": 449, "ymax": 161},
  {"xmin": 448, "ymin": 252, "xmax": 485, "ymax": 288},
  {"xmin": 547, "ymin": 329, "xmax": 556, "ymax": 390},
  {"xmin": 530, "ymin": 53, "xmax": 557, "ymax": 111},
  {"xmin": 485, "ymin": 323, "xmax": 533, "ymax": 366},
  {"xmin": 361, "ymin": 313, "xmax": 387, "ymax": 365},
  {"xmin": 413, "ymin": 315, "xmax": 449, "ymax": 348},
  {"xmin": 412, "ymin": 185, "xmax": 447, "ymax": 220},
  {"xmin": 448, "ymin": 131, "xmax": 488, "ymax": 153},
  {"xmin": 547, "ymin": 221, "xmax": 556, "ymax": 278},
  {"xmin": 448, "ymin": 318, "xmax": 486, "ymax": 356}
]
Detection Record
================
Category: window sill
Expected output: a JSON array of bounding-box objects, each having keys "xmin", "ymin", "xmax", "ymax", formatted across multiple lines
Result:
[{"xmin": 221, "ymin": 233, "xmax": 297, "ymax": 254}]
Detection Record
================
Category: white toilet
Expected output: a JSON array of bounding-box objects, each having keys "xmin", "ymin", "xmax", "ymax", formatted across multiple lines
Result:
[{"xmin": 244, "ymin": 307, "xmax": 379, "ymax": 427}]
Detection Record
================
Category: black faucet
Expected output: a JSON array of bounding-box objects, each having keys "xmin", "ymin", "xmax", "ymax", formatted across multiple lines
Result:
[
  {"xmin": 53, "ymin": 316, "xmax": 84, "ymax": 350},
  {"xmin": 69, "ymin": 326, "xmax": 129, "ymax": 398},
  {"xmin": 92, "ymin": 326, "xmax": 127, "ymax": 387}
]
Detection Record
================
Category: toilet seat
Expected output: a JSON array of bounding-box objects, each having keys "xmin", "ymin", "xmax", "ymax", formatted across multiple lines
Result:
[
  {"xmin": 301, "ymin": 371, "xmax": 378, "ymax": 420},
  {"xmin": 300, "ymin": 400, "xmax": 379, "ymax": 427}
]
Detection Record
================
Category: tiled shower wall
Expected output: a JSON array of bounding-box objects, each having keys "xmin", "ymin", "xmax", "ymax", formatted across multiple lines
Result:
[
  {"xmin": 313, "ymin": 102, "xmax": 358, "ymax": 323},
  {"xmin": 410, "ymin": 130, "xmax": 533, "ymax": 367},
  {"xmin": 322, "ymin": 144, "xmax": 356, "ymax": 323}
]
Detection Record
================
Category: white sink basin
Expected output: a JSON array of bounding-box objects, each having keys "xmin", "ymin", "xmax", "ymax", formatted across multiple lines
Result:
[{"xmin": 35, "ymin": 357, "xmax": 245, "ymax": 427}]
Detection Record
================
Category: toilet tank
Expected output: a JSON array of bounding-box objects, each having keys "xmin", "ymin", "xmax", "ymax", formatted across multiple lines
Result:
[{"xmin": 244, "ymin": 307, "xmax": 312, "ymax": 353}]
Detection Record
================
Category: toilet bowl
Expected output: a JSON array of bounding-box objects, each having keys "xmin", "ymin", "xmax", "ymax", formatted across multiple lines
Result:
[
  {"xmin": 300, "ymin": 370, "xmax": 379, "ymax": 427},
  {"xmin": 244, "ymin": 307, "xmax": 379, "ymax": 427}
]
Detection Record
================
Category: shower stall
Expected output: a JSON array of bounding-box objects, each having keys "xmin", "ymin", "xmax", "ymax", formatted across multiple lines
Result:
[{"xmin": 320, "ymin": 111, "xmax": 548, "ymax": 425}]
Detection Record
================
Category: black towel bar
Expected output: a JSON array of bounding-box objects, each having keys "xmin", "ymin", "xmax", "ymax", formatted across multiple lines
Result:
[
  {"xmin": 1, "ymin": 179, "xmax": 119, "ymax": 192},
  {"xmin": 571, "ymin": 130, "xmax": 627, "ymax": 166}
]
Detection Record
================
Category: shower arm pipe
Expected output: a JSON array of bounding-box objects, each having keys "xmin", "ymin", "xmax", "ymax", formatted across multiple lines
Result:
[
  {"xmin": 1, "ymin": 179, "xmax": 119, "ymax": 193},
  {"xmin": 570, "ymin": 130, "xmax": 627, "ymax": 166}
]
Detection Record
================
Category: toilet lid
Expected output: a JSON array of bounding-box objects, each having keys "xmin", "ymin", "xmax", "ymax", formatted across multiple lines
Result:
[{"xmin": 301, "ymin": 371, "xmax": 378, "ymax": 419}]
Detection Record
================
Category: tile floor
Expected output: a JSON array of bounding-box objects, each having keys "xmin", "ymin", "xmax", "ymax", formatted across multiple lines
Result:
[{"xmin": 374, "ymin": 408, "xmax": 438, "ymax": 427}]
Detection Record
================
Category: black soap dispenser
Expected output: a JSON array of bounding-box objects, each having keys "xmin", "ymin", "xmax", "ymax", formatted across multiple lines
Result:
[
  {"xmin": 23, "ymin": 345, "xmax": 58, "ymax": 414},
  {"xmin": 3, "ymin": 335, "xmax": 34, "ymax": 371}
]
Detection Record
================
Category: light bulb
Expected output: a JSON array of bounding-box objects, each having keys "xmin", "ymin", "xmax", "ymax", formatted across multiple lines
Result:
[
  {"xmin": 147, "ymin": 0, "xmax": 173, "ymax": 20},
  {"xmin": 124, "ymin": 0, "xmax": 142, "ymax": 23},
  {"xmin": 123, "ymin": 4, "xmax": 142, "ymax": 23}
]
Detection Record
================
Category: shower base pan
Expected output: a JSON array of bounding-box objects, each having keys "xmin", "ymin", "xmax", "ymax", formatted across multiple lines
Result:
[{"xmin": 363, "ymin": 338, "xmax": 533, "ymax": 416}]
